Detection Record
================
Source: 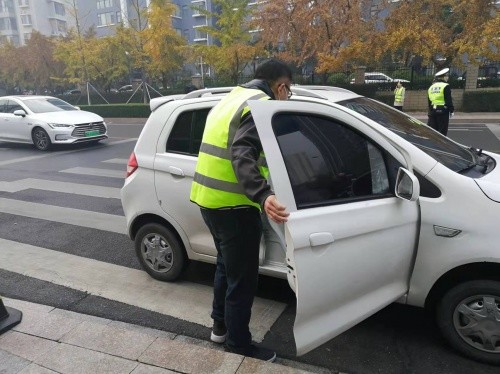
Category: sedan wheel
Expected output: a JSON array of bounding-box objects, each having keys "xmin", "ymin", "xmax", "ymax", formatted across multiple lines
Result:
[
  {"xmin": 437, "ymin": 280, "xmax": 500, "ymax": 365},
  {"xmin": 134, "ymin": 223, "xmax": 187, "ymax": 281},
  {"xmin": 32, "ymin": 128, "xmax": 52, "ymax": 151}
]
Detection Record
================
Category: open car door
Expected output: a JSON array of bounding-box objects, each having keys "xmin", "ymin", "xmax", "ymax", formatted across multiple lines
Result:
[{"xmin": 248, "ymin": 100, "xmax": 420, "ymax": 355}]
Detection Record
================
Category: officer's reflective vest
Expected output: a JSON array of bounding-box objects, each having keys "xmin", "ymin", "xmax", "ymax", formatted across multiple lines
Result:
[
  {"xmin": 394, "ymin": 87, "xmax": 404, "ymax": 103},
  {"xmin": 190, "ymin": 86, "xmax": 270, "ymax": 210},
  {"xmin": 428, "ymin": 82, "xmax": 448, "ymax": 107}
]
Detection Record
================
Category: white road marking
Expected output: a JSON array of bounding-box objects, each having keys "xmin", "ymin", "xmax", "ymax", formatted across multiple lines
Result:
[
  {"xmin": 102, "ymin": 158, "xmax": 128, "ymax": 164},
  {"xmin": 0, "ymin": 179, "xmax": 121, "ymax": 199},
  {"xmin": 60, "ymin": 167, "xmax": 125, "ymax": 179},
  {"xmin": 448, "ymin": 129, "xmax": 484, "ymax": 132},
  {"xmin": 0, "ymin": 138, "xmax": 137, "ymax": 167},
  {"xmin": 0, "ymin": 238, "xmax": 285, "ymax": 342},
  {"xmin": 0, "ymin": 198, "xmax": 126, "ymax": 234}
]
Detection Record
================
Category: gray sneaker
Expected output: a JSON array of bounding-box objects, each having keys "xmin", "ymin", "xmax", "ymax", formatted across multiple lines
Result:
[{"xmin": 210, "ymin": 320, "xmax": 227, "ymax": 344}]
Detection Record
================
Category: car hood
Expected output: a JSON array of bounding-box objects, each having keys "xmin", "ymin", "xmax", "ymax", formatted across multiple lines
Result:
[
  {"xmin": 30, "ymin": 110, "xmax": 104, "ymax": 125},
  {"xmin": 475, "ymin": 151, "xmax": 500, "ymax": 203}
]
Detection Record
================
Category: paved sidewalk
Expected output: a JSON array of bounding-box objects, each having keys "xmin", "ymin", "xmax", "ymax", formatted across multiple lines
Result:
[{"xmin": 0, "ymin": 298, "xmax": 331, "ymax": 374}]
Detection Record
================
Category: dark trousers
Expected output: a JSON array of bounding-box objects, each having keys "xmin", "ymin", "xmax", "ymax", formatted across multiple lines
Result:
[
  {"xmin": 394, "ymin": 105, "xmax": 403, "ymax": 112},
  {"xmin": 200, "ymin": 207, "xmax": 262, "ymax": 351},
  {"xmin": 427, "ymin": 112, "xmax": 450, "ymax": 136}
]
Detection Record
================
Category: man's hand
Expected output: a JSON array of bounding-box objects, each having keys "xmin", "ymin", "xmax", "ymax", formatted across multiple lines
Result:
[{"xmin": 264, "ymin": 195, "xmax": 289, "ymax": 224}]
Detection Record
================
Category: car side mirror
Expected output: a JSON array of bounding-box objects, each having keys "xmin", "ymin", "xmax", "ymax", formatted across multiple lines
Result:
[
  {"xmin": 74, "ymin": 106, "xmax": 81, "ymax": 110},
  {"xmin": 395, "ymin": 167, "xmax": 420, "ymax": 202},
  {"xmin": 13, "ymin": 109, "xmax": 26, "ymax": 117}
]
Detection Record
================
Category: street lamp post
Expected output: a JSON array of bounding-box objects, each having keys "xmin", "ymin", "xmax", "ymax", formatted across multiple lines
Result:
[
  {"xmin": 125, "ymin": 51, "xmax": 132, "ymax": 85},
  {"xmin": 199, "ymin": 56, "xmax": 205, "ymax": 88}
]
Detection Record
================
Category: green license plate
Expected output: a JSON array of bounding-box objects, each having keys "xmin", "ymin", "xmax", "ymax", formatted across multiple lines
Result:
[{"xmin": 84, "ymin": 130, "xmax": 100, "ymax": 137}]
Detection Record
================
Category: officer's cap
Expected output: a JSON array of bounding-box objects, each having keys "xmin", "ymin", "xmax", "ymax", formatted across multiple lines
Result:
[{"xmin": 435, "ymin": 68, "xmax": 450, "ymax": 77}]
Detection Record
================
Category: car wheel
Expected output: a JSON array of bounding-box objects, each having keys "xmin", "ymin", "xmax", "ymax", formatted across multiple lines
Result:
[
  {"xmin": 32, "ymin": 127, "xmax": 52, "ymax": 151},
  {"xmin": 134, "ymin": 223, "xmax": 187, "ymax": 282},
  {"xmin": 436, "ymin": 280, "xmax": 500, "ymax": 365}
]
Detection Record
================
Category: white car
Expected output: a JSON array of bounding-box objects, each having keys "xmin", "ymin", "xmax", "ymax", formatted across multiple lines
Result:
[
  {"xmin": 0, "ymin": 96, "xmax": 107, "ymax": 151},
  {"xmin": 121, "ymin": 86, "xmax": 500, "ymax": 365},
  {"xmin": 351, "ymin": 72, "xmax": 410, "ymax": 84}
]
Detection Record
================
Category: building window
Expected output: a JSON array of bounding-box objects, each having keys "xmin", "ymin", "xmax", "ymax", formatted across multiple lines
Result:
[
  {"xmin": 116, "ymin": 11, "xmax": 121, "ymax": 23},
  {"xmin": 0, "ymin": 0, "xmax": 15, "ymax": 13},
  {"xmin": 97, "ymin": 0, "xmax": 113, "ymax": 10},
  {"xmin": 18, "ymin": 0, "xmax": 29, "ymax": 7},
  {"xmin": 23, "ymin": 32, "xmax": 30, "ymax": 42},
  {"xmin": 20, "ymin": 14, "xmax": 31, "ymax": 25},
  {"xmin": 0, "ymin": 17, "xmax": 17, "ymax": 31},
  {"xmin": 172, "ymin": 4, "xmax": 182, "ymax": 18},
  {"xmin": 97, "ymin": 12, "xmax": 117, "ymax": 26},
  {"xmin": 194, "ymin": 29, "xmax": 207, "ymax": 40},
  {"xmin": 54, "ymin": 2, "xmax": 65, "ymax": 16},
  {"xmin": 57, "ymin": 19, "xmax": 66, "ymax": 32}
]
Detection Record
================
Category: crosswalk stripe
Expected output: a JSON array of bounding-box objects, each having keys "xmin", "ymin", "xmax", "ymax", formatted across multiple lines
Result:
[
  {"xmin": 102, "ymin": 158, "xmax": 128, "ymax": 164},
  {"xmin": 0, "ymin": 178, "xmax": 121, "ymax": 199},
  {"xmin": 0, "ymin": 238, "xmax": 285, "ymax": 342},
  {"xmin": 60, "ymin": 167, "xmax": 125, "ymax": 179},
  {"xmin": 0, "ymin": 139, "xmax": 136, "ymax": 167},
  {"xmin": 0, "ymin": 198, "xmax": 126, "ymax": 234}
]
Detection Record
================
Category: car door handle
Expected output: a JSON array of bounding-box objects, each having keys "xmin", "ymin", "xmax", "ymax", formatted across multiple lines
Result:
[
  {"xmin": 168, "ymin": 166, "xmax": 185, "ymax": 177},
  {"xmin": 309, "ymin": 232, "xmax": 334, "ymax": 247}
]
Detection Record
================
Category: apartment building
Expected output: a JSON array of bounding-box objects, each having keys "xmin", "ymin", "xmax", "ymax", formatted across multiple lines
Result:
[
  {"xmin": 0, "ymin": 0, "xmax": 74, "ymax": 46},
  {"xmin": 78, "ymin": 0, "xmax": 214, "ymax": 47}
]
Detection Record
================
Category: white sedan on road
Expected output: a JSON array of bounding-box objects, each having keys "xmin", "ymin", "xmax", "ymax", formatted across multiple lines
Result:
[{"xmin": 0, "ymin": 96, "xmax": 107, "ymax": 151}]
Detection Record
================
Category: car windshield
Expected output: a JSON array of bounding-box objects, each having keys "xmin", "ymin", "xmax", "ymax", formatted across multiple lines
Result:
[
  {"xmin": 337, "ymin": 97, "xmax": 475, "ymax": 172},
  {"xmin": 22, "ymin": 98, "xmax": 77, "ymax": 113}
]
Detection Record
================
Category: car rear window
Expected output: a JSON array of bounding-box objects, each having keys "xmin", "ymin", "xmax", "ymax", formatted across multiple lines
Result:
[{"xmin": 166, "ymin": 108, "xmax": 210, "ymax": 155}]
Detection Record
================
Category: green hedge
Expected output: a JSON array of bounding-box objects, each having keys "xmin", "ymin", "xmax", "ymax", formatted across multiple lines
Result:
[
  {"xmin": 462, "ymin": 90, "xmax": 500, "ymax": 112},
  {"xmin": 79, "ymin": 104, "xmax": 150, "ymax": 118}
]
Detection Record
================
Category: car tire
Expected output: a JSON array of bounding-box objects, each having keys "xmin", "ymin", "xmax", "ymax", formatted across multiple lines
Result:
[
  {"xmin": 134, "ymin": 223, "xmax": 187, "ymax": 282},
  {"xmin": 436, "ymin": 280, "xmax": 500, "ymax": 365},
  {"xmin": 32, "ymin": 127, "xmax": 52, "ymax": 151}
]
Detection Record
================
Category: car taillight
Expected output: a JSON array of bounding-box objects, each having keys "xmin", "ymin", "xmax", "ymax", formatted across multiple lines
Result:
[{"xmin": 126, "ymin": 152, "xmax": 138, "ymax": 178}]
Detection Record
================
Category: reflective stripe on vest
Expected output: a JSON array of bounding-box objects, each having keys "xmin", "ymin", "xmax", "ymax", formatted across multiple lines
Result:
[
  {"xmin": 190, "ymin": 86, "xmax": 270, "ymax": 210},
  {"xmin": 428, "ymin": 82, "xmax": 448, "ymax": 106},
  {"xmin": 394, "ymin": 87, "xmax": 404, "ymax": 103}
]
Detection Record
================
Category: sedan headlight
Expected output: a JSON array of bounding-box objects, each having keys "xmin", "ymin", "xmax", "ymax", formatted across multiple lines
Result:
[{"xmin": 48, "ymin": 123, "xmax": 74, "ymax": 128}]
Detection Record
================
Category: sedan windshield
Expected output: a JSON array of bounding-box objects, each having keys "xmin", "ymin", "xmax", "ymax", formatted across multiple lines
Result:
[
  {"xmin": 22, "ymin": 98, "xmax": 77, "ymax": 113},
  {"xmin": 338, "ymin": 97, "xmax": 475, "ymax": 172}
]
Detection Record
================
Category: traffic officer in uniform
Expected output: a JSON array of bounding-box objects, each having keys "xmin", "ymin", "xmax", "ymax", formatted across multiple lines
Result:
[
  {"xmin": 427, "ymin": 68, "xmax": 454, "ymax": 136},
  {"xmin": 190, "ymin": 59, "xmax": 292, "ymax": 362}
]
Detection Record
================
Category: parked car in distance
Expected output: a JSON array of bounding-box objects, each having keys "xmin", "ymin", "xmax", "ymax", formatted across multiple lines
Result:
[
  {"xmin": 0, "ymin": 95, "xmax": 107, "ymax": 151},
  {"xmin": 118, "ymin": 85, "xmax": 134, "ymax": 92},
  {"xmin": 121, "ymin": 86, "xmax": 500, "ymax": 366},
  {"xmin": 351, "ymin": 72, "xmax": 410, "ymax": 84},
  {"xmin": 63, "ymin": 89, "xmax": 82, "ymax": 95}
]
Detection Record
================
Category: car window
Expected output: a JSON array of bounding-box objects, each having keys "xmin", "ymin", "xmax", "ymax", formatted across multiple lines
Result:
[
  {"xmin": 0, "ymin": 99, "xmax": 7, "ymax": 113},
  {"xmin": 166, "ymin": 108, "xmax": 211, "ymax": 155},
  {"xmin": 338, "ymin": 97, "xmax": 475, "ymax": 172},
  {"xmin": 6, "ymin": 100, "xmax": 24, "ymax": 113},
  {"xmin": 272, "ymin": 113, "xmax": 394, "ymax": 209},
  {"xmin": 21, "ymin": 98, "xmax": 76, "ymax": 113}
]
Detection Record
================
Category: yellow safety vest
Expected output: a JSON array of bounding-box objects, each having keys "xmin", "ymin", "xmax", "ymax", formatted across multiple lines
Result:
[
  {"xmin": 428, "ymin": 82, "xmax": 448, "ymax": 107},
  {"xmin": 190, "ymin": 86, "xmax": 270, "ymax": 210},
  {"xmin": 394, "ymin": 87, "xmax": 404, "ymax": 103}
]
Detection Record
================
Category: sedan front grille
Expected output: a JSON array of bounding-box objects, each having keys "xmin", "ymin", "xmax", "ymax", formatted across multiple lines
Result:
[{"xmin": 71, "ymin": 122, "xmax": 106, "ymax": 138}]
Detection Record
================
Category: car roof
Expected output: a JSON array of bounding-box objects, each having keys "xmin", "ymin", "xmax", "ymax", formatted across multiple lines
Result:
[
  {"xmin": 149, "ymin": 85, "xmax": 360, "ymax": 112},
  {"xmin": 1, "ymin": 95, "xmax": 58, "ymax": 101}
]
